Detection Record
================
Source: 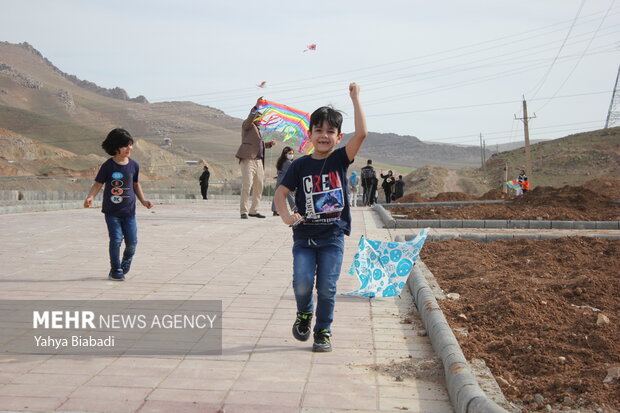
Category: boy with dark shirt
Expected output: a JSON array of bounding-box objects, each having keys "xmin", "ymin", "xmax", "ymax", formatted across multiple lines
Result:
[
  {"xmin": 84, "ymin": 128, "xmax": 153, "ymax": 281},
  {"xmin": 274, "ymin": 83, "xmax": 367, "ymax": 352}
]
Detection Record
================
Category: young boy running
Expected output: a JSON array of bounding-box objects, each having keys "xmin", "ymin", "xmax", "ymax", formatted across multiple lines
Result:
[
  {"xmin": 84, "ymin": 128, "xmax": 153, "ymax": 281},
  {"xmin": 274, "ymin": 83, "xmax": 367, "ymax": 352}
]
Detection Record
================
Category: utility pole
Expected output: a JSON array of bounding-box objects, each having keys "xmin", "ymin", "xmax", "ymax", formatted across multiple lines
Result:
[
  {"xmin": 604, "ymin": 65, "xmax": 620, "ymax": 128},
  {"xmin": 479, "ymin": 133, "xmax": 484, "ymax": 169},
  {"xmin": 514, "ymin": 97, "xmax": 536, "ymax": 181}
]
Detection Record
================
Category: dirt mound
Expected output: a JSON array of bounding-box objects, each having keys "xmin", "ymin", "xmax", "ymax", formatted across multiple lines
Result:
[
  {"xmin": 399, "ymin": 192, "xmax": 428, "ymax": 203},
  {"xmin": 479, "ymin": 188, "xmax": 512, "ymax": 200},
  {"xmin": 513, "ymin": 185, "xmax": 613, "ymax": 208},
  {"xmin": 584, "ymin": 177, "xmax": 620, "ymax": 200},
  {"xmin": 431, "ymin": 191, "xmax": 477, "ymax": 202},
  {"xmin": 392, "ymin": 183, "xmax": 620, "ymax": 221},
  {"xmin": 421, "ymin": 237, "xmax": 620, "ymax": 412}
]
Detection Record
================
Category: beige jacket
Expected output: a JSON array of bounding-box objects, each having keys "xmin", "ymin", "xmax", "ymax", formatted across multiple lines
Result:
[{"xmin": 235, "ymin": 108, "xmax": 275, "ymax": 160}]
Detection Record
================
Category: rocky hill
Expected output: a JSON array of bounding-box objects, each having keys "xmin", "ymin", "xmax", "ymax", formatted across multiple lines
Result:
[
  {"xmin": 343, "ymin": 132, "xmax": 490, "ymax": 169},
  {"xmin": 1, "ymin": 40, "xmax": 618, "ymax": 196},
  {"xmin": 484, "ymin": 126, "xmax": 620, "ymax": 187},
  {"xmin": 0, "ymin": 41, "xmax": 242, "ymax": 182}
]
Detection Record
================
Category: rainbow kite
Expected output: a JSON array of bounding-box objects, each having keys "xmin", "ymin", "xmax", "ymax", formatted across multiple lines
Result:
[
  {"xmin": 506, "ymin": 179, "xmax": 521, "ymax": 190},
  {"xmin": 255, "ymin": 99, "xmax": 314, "ymax": 154}
]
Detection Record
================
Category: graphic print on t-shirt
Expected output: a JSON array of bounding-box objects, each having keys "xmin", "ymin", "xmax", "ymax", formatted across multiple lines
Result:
[
  {"xmin": 109, "ymin": 172, "xmax": 131, "ymax": 205},
  {"xmin": 303, "ymin": 170, "xmax": 344, "ymax": 223}
]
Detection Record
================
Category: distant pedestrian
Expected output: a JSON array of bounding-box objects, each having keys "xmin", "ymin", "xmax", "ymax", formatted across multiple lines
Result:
[
  {"xmin": 393, "ymin": 175, "xmax": 405, "ymax": 201},
  {"xmin": 380, "ymin": 170, "xmax": 396, "ymax": 203},
  {"xmin": 272, "ymin": 146, "xmax": 296, "ymax": 216},
  {"xmin": 235, "ymin": 97, "xmax": 276, "ymax": 219},
  {"xmin": 199, "ymin": 165, "xmax": 210, "ymax": 200},
  {"xmin": 370, "ymin": 176, "xmax": 379, "ymax": 205},
  {"xmin": 361, "ymin": 159, "xmax": 376, "ymax": 206},
  {"xmin": 518, "ymin": 169, "xmax": 529, "ymax": 194},
  {"xmin": 349, "ymin": 170, "xmax": 360, "ymax": 207},
  {"xmin": 84, "ymin": 128, "xmax": 153, "ymax": 281}
]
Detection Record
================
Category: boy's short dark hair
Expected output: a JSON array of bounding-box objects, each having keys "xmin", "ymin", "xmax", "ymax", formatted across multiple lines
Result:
[
  {"xmin": 102, "ymin": 128, "xmax": 134, "ymax": 156},
  {"xmin": 309, "ymin": 106, "xmax": 343, "ymax": 134}
]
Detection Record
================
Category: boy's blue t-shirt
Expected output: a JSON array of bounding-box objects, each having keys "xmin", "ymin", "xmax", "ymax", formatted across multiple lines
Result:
[
  {"xmin": 280, "ymin": 147, "xmax": 352, "ymax": 240},
  {"xmin": 95, "ymin": 158, "xmax": 140, "ymax": 217}
]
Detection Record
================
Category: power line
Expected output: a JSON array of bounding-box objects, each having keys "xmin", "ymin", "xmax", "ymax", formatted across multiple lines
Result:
[
  {"xmin": 535, "ymin": 0, "xmax": 617, "ymax": 113},
  {"xmin": 527, "ymin": 0, "xmax": 587, "ymax": 99}
]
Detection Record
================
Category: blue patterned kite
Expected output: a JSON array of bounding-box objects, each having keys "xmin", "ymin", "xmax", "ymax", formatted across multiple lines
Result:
[{"xmin": 342, "ymin": 228, "xmax": 429, "ymax": 298}]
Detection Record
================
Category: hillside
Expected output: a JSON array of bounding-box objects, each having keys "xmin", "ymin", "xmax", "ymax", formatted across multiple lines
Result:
[
  {"xmin": 398, "ymin": 126, "xmax": 620, "ymax": 198},
  {"xmin": 0, "ymin": 41, "xmax": 504, "ymax": 181},
  {"xmin": 483, "ymin": 126, "xmax": 620, "ymax": 188},
  {"xmin": 343, "ymin": 132, "xmax": 491, "ymax": 169},
  {"xmin": 0, "ymin": 41, "xmax": 242, "ymax": 181},
  {"xmin": 1, "ymin": 40, "xmax": 618, "ymax": 197}
]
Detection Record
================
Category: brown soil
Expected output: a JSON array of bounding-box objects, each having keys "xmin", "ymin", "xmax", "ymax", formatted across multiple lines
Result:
[
  {"xmin": 420, "ymin": 237, "xmax": 620, "ymax": 412},
  {"xmin": 584, "ymin": 177, "xmax": 620, "ymax": 200},
  {"xmin": 393, "ymin": 184, "xmax": 620, "ymax": 221}
]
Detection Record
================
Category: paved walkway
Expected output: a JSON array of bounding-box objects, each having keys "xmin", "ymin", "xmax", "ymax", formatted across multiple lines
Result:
[{"xmin": 0, "ymin": 202, "xmax": 452, "ymax": 413}]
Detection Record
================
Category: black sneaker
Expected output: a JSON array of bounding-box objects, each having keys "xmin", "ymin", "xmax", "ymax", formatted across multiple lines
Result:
[
  {"xmin": 108, "ymin": 269, "xmax": 125, "ymax": 281},
  {"xmin": 121, "ymin": 260, "xmax": 132, "ymax": 275},
  {"xmin": 240, "ymin": 213, "xmax": 248, "ymax": 219},
  {"xmin": 312, "ymin": 329, "xmax": 332, "ymax": 352},
  {"xmin": 248, "ymin": 213, "xmax": 266, "ymax": 218},
  {"xmin": 292, "ymin": 311, "xmax": 313, "ymax": 341}
]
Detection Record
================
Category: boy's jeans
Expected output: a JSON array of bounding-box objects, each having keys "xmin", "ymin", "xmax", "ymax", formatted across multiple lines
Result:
[
  {"xmin": 292, "ymin": 234, "xmax": 345, "ymax": 333},
  {"xmin": 104, "ymin": 215, "xmax": 137, "ymax": 272}
]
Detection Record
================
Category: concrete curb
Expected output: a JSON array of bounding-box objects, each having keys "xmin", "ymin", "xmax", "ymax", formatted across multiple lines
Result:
[
  {"xmin": 384, "ymin": 200, "xmax": 507, "ymax": 208},
  {"xmin": 399, "ymin": 239, "xmax": 507, "ymax": 413},
  {"xmin": 402, "ymin": 233, "xmax": 620, "ymax": 242},
  {"xmin": 0, "ymin": 196, "xmax": 241, "ymax": 215},
  {"xmin": 394, "ymin": 219, "xmax": 620, "ymax": 230},
  {"xmin": 373, "ymin": 203, "xmax": 396, "ymax": 228},
  {"xmin": 375, "ymin": 204, "xmax": 620, "ymax": 230}
]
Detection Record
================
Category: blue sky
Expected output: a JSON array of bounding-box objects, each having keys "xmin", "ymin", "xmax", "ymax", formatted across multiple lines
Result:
[{"xmin": 1, "ymin": 0, "xmax": 619, "ymax": 147}]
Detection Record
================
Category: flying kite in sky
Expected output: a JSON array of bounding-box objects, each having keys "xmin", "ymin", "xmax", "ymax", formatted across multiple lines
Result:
[
  {"xmin": 254, "ymin": 99, "xmax": 314, "ymax": 154},
  {"xmin": 257, "ymin": 81, "xmax": 267, "ymax": 88},
  {"xmin": 303, "ymin": 44, "xmax": 317, "ymax": 52},
  {"xmin": 342, "ymin": 228, "xmax": 429, "ymax": 298}
]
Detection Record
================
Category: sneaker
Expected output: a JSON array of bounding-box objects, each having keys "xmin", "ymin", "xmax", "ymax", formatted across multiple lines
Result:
[
  {"xmin": 248, "ymin": 213, "xmax": 266, "ymax": 218},
  {"xmin": 312, "ymin": 329, "xmax": 332, "ymax": 352},
  {"xmin": 108, "ymin": 269, "xmax": 125, "ymax": 281},
  {"xmin": 240, "ymin": 213, "xmax": 248, "ymax": 219},
  {"xmin": 272, "ymin": 211, "xmax": 279, "ymax": 216},
  {"xmin": 121, "ymin": 260, "xmax": 132, "ymax": 275},
  {"xmin": 292, "ymin": 311, "xmax": 313, "ymax": 341}
]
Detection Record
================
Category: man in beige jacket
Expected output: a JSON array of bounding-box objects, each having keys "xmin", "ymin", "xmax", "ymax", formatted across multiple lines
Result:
[{"xmin": 235, "ymin": 97, "xmax": 276, "ymax": 219}]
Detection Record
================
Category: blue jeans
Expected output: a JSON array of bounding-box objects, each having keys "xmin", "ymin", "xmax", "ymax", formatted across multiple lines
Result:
[
  {"xmin": 104, "ymin": 215, "xmax": 137, "ymax": 273},
  {"xmin": 292, "ymin": 234, "xmax": 345, "ymax": 333}
]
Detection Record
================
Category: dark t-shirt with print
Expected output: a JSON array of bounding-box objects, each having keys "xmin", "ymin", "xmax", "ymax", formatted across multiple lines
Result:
[
  {"xmin": 280, "ymin": 147, "xmax": 352, "ymax": 240},
  {"xmin": 95, "ymin": 158, "xmax": 140, "ymax": 217}
]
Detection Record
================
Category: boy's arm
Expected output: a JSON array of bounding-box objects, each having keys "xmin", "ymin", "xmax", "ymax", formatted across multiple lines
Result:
[
  {"xmin": 84, "ymin": 182, "xmax": 103, "ymax": 208},
  {"xmin": 274, "ymin": 185, "xmax": 302, "ymax": 226},
  {"xmin": 133, "ymin": 182, "xmax": 154, "ymax": 209},
  {"xmin": 345, "ymin": 83, "xmax": 368, "ymax": 162}
]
